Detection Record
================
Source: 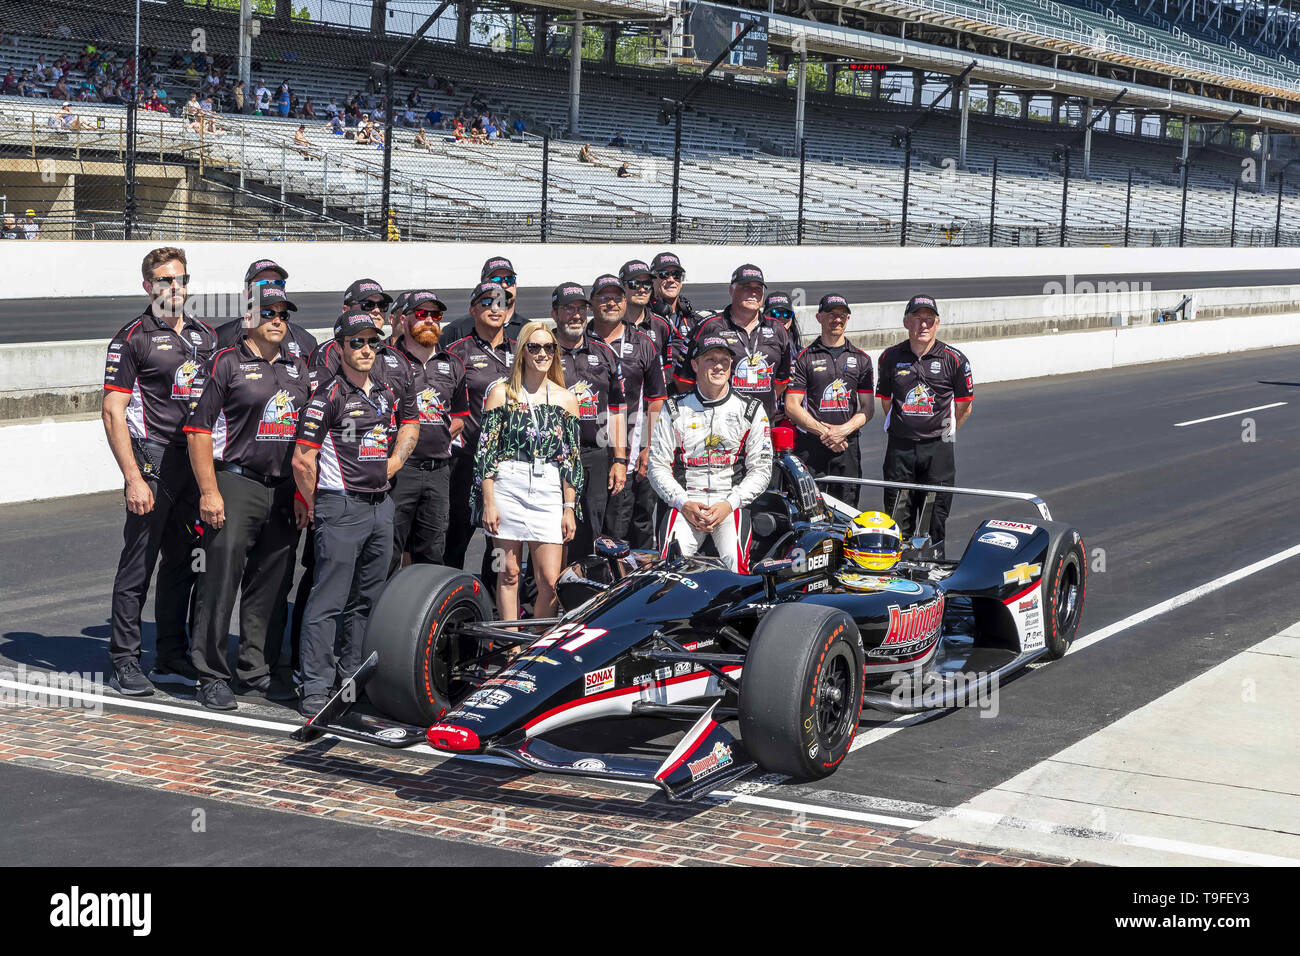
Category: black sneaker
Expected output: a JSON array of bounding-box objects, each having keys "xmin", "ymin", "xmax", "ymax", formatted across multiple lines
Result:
[
  {"xmin": 299, "ymin": 694, "xmax": 330, "ymax": 718},
  {"xmin": 236, "ymin": 675, "xmax": 272, "ymax": 698},
  {"xmin": 196, "ymin": 679, "xmax": 237, "ymax": 712},
  {"xmin": 267, "ymin": 676, "xmax": 299, "ymax": 703},
  {"xmin": 111, "ymin": 659, "xmax": 155, "ymax": 697},
  {"xmin": 149, "ymin": 658, "xmax": 199, "ymax": 688}
]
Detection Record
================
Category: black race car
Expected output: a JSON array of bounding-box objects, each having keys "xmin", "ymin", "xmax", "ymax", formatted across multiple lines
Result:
[{"xmin": 293, "ymin": 453, "xmax": 1086, "ymax": 801}]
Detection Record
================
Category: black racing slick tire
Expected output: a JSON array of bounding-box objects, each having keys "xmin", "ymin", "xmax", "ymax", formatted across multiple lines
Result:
[
  {"xmin": 739, "ymin": 604, "xmax": 865, "ymax": 779},
  {"xmin": 361, "ymin": 564, "xmax": 494, "ymax": 725},
  {"xmin": 1037, "ymin": 521, "xmax": 1087, "ymax": 661}
]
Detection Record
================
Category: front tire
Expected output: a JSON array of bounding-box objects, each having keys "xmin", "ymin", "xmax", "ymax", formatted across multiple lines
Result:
[
  {"xmin": 361, "ymin": 564, "xmax": 494, "ymax": 725},
  {"xmin": 739, "ymin": 604, "xmax": 865, "ymax": 779},
  {"xmin": 1038, "ymin": 522, "xmax": 1087, "ymax": 660}
]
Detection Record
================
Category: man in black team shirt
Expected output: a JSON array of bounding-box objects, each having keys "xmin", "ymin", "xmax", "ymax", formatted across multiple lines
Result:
[
  {"xmin": 648, "ymin": 251, "xmax": 700, "ymax": 366},
  {"xmin": 387, "ymin": 290, "xmax": 470, "ymax": 573},
  {"xmin": 552, "ymin": 280, "xmax": 627, "ymax": 560},
  {"xmin": 875, "ymin": 294, "xmax": 974, "ymax": 554},
  {"xmin": 184, "ymin": 286, "xmax": 311, "ymax": 710},
  {"xmin": 784, "ymin": 294, "xmax": 874, "ymax": 509},
  {"xmin": 620, "ymin": 259, "xmax": 675, "ymax": 379},
  {"xmin": 292, "ymin": 309, "xmax": 419, "ymax": 716},
  {"xmin": 445, "ymin": 282, "xmax": 517, "ymax": 569},
  {"xmin": 675, "ymin": 264, "xmax": 791, "ymax": 420},
  {"xmin": 214, "ymin": 259, "xmax": 318, "ymax": 361},
  {"xmin": 441, "ymin": 256, "xmax": 529, "ymax": 343},
  {"xmin": 102, "ymin": 246, "xmax": 217, "ymax": 696}
]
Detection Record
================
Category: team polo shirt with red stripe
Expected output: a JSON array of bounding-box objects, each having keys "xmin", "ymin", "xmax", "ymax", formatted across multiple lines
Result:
[
  {"xmin": 103, "ymin": 309, "xmax": 218, "ymax": 445},
  {"xmin": 588, "ymin": 321, "xmax": 667, "ymax": 458},
  {"xmin": 391, "ymin": 339, "xmax": 471, "ymax": 461},
  {"xmin": 786, "ymin": 337, "xmax": 874, "ymax": 431},
  {"xmin": 294, "ymin": 373, "xmax": 416, "ymax": 494},
  {"xmin": 183, "ymin": 337, "xmax": 311, "ymax": 478},
  {"xmin": 308, "ymin": 338, "xmax": 413, "ymax": 401},
  {"xmin": 558, "ymin": 332, "xmax": 627, "ymax": 449},
  {"xmin": 446, "ymin": 329, "xmax": 516, "ymax": 454},
  {"xmin": 675, "ymin": 308, "xmax": 792, "ymax": 419},
  {"xmin": 875, "ymin": 339, "xmax": 974, "ymax": 441},
  {"xmin": 630, "ymin": 310, "xmax": 676, "ymax": 376}
]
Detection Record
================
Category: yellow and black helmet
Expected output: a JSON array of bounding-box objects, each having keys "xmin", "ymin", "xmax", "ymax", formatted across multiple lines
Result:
[{"xmin": 843, "ymin": 511, "xmax": 903, "ymax": 572}]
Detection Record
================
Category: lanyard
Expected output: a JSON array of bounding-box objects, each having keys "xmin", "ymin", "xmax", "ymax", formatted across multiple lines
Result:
[{"xmin": 525, "ymin": 382, "xmax": 549, "ymax": 460}]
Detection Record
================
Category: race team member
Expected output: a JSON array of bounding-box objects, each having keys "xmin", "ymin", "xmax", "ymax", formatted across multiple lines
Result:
[
  {"xmin": 343, "ymin": 277, "xmax": 393, "ymax": 331},
  {"xmin": 675, "ymin": 264, "xmax": 790, "ymax": 419},
  {"xmin": 784, "ymin": 293, "xmax": 874, "ymax": 508},
  {"xmin": 648, "ymin": 334, "xmax": 772, "ymax": 573},
  {"xmin": 292, "ymin": 309, "xmax": 418, "ymax": 716},
  {"xmin": 876, "ymin": 294, "xmax": 974, "ymax": 553},
  {"xmin": 444, "ymin": 282, "xmax": 517, "ymax": 569},
  {"xmin": 648, "ymin": 251, "xmax": 700, "ymax": 362},
  {"xmin": 102, "ymin": 246, "xmax": 217, "ymax": 695},
  {"xmin": 620, "ymin": 258, "xmax": 676, "ymax": 377},
  {"xmin": 763, "ymin": 290, "xmax": 802, "ymax": 351},
  {"xmin": 214, "ymin": 259, "xmax": 318, "ymax": 360},
  {"xmin": 184, "ymin": 286, "xmax": 310, "ymax": 710},
  {"xmin": 388, "ymin": 290, "xmax": 470, "ymax": 572},
  {"xmin": 441, "ymin": 255, "xmax": 529, "ymax": 343},
  {"xmin": 588, "ymin": 274, "xmax": 667, "ymax": 550},
  {"xmin": 552, "ymin": 281, "xmax": 627, "ymax": 560}
]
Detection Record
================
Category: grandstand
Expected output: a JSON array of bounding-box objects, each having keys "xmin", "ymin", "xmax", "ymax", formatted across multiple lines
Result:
[{"xmin": 3, "ymin": 0, "xmax": 1300, "ymax": 244}]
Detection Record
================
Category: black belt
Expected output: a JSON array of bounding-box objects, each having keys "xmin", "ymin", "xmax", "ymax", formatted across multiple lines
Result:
[
  {"xmin": 217, "ymin": 461, "xmax": 290, "ymax": 486},
  {"xmin": 317, "ymin": 488, "xmax": 388, "ymax": 504},
  {"xmin": 408, "ymin": 457, "xmax": 451, "ymax": 471}
]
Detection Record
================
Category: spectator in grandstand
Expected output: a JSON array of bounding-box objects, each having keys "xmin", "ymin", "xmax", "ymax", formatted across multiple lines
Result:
[
  {"xmin": 325, "ymin": 97, "xmax": 340, "ymax": 119},
  {"xmin": 292, "ymin": 124, "xmax": 312, "ymax": 154},
  {"xmin": 183, "ymin": 93, "xmax": 201, "ymax": 119},
  {"xmin": 484, "ymin": 116, "xmax": 498, "ymax": 140},
  {"xmin": 402, "ymin": 105, "xmax": 419, "ymax": 128},
  {"xmin": 452, "ymin": 119, "xmax": 466, "ymax": 142},
  {"xmin": 425, "ymin": 106, "xmax": 443, "ymax": 127},
  {"xmin": 609, "ymin": 131, "xmax": 627, "ymax": 148},
  {"xmin": 413, "ymin": 125, "xmax": 434, "ymax": 151},
  {"xmin": 473, "ymin": 320, "xmax": 581, "ymax": 621},
  {"xmin": 2, "ymin": 69, "xmax": 16, "ymax": 95},
  {"xmin": 21, "ymin": 210, "xmax": 38, "ymax": 239},
  {"xmin": 199, "ymin": 94, "xmax": 216, "ymax": 115},
  {"xmin": 255, "ymin": 81, "xmax": 271, "ymax": 115},
  {"xmin": 278, "ymin": 83, "xmax": 291, "ymax": 117},
  {"xmin": 33, "ymin": 54, "xmax": 51, "ymax": 83},
  {"xmin": 372, "ymin": 104, "xmax": 387, "ymax": 124},
  {"xmin": 232, "ymin": 81, "xmax": 246, "ymax": 114},
  {"xmin": 617, "ymin": 162, "xmax": 632, "ymax": 178},
  {"xmin": 51, "ymin": 102, "xmax": 88, "ymax": 132},
  {"xmin": 513, "ymin": 117, "xmax": 526, "ymax": 137},
  {"xmin": 784, "ymin": 294, "xmax": 873, "ymax": 508},
  {"xmin": 578, "ymin": 143, "xmax": 597, "ymax": 163},
  {"xmin": 649, "ymin": 250, "xmax": 701, "ymax": 349},
  {"xmin": 875, "ymin": 295, "xmax": 974, "ymax": 554},
  {"xmin": 2, "ymin": 215, "xmax": 19, "ymax": 239},
  {"xmin": 356, "ymin": 121, "xmax": 375, "ymax": 146},
  {"xmin": 323, "ymin": 113, "xmax": 344, "ymax": 136},
  {"xmin": 17, "ymin": 70, "xmax": 37, "ymax": 98},
  {"xmin": 50, "ymin": 76, "xmax": 70, "ymax": 101},
  {"xmin": 301, "ymin": 98, "xmax": 317, "ymax": 120}
]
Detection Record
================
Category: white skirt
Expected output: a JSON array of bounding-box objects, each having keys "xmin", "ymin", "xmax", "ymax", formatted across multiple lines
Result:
[{"xmin": 490, "ymin": 459, "xmax": 565, "ymax": 544}]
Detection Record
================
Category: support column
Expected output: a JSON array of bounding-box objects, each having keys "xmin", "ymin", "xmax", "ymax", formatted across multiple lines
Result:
[
  {"xmin": 1108, "ymin": 109, "xmax": 1117, "ymax": 133},
  {"xmin": 568, "ymin": 12, "xmax": 582, "ymax": 139},
  {"xmin": 958, "ymin": 76, "xmax": 970, "ymax": 169},
  {"xmin": 912, "ymin": 69, "xmax": 924, "ymax": 108},
  {"xmin": 795, "ymin": 49, "xmax": 807, "ymax": 151},
  {"xmin": 871, "ymin": 67, "xmax": 882, "ymax": 100},
  {"xmin": 534, "ymin": 13, "xmax": 546, "ymax": 61},
  {"xmin": 1018, "ymin": 92, "xmax": 1031, "ymax": 119},
  {"xmin": 370, "ymin": 0, "xmax": 387, "ymax": 34},
  {"xmin": 1051, "ymin": 94, "xmax": 1063, "ymax": 124},
  {"xmin": 1159, "ymin": 113, "xmax": 1169, "ymax": 139},
  {"xmin": 1181, "ymin": 113, "xmax": 1191, "ymax": 162},
  {"xmin": 604, "ymin": 24, "xmax": 618, "ymax": 65},
  {"xmin": 456, "ymin": 2, "xmax": 471, "ymax": 50},
  {"xmin": 986, "ymin": 83, "xmax": 998, "ymax": 115},
  {"xmin": 238, "ymin": 0, "xmax": 253, "ymax": 95},
  {"xmin": 1260, "ymin": 126, "xmax": 1269, "ymax": 194},
  {"xmin": 826, "ymin": 62, "xmax": 839, "ymax": 98},
  {"xmin": 1083, "ymin": 97, "xmax": 1093, "ymax": 178}
]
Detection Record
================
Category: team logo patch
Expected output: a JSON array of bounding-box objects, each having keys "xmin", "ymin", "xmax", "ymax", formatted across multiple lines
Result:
[
  {"xmin": 570, "ymin": 381, "xmax": 599, "ymax": 421},
  {"xmin": 929, "ymin": 360, "xmax": 941, "ymax": 373},
  {"xmin": 977, "ymin": 531, "xmax": 1020, "ymax": 550},
  {"xmin": 900, "ymin": 383, "xmax": 935, "ymax": 415},
  {"xmin": 819, "ymin": 378, "xmax": 851, "ymax": 413},
  {"xmin": 734, "ymin": 351, "xmax": 773, "ymax": 391},
  {"xmin": 416, "ymin": 387, "xmax": 445, "ymax": 423},
  {"xmin": 172, "ymin": 359, "xmax": 201, "ymax": 400},
  {"xmin": 687, "ymin": 742, "xmax": 734, "ymax": 782},
  {"xmin": 358, "ymin": 425, "xmax": 389, "ymax": 460},
  {"xmin": 256, "ymin": 390, "xmax": 298, "ymax": 440}
]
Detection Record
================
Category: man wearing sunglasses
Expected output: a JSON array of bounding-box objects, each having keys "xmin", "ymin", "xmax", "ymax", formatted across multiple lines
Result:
[
  {"xmin": 102, "ymin": 246, "xmax": 218, "ymax": 696},
  {"xmin": 292, "ymin": 309, "xmax": 419, "ymax": 717},
  {"xmin": 214, "ymin": 259, "xmax": 318, "ymax": 361},
  {"xmin": 184, "ymin": 286, "xmax": 311, "ymax": 710},
  {"xmin": 445, "ymin": 281, "xmax": 518, "ymax": 569},
  {"xmin": 552, "ymin": 281, "xmax": 628, "ymax": 561},
  {"xmin": 387, "ymin": 290, "xmax": 470, "ymax": 573},
  {"xmin": 648, "ymin": 251, "xmax": 701, "ymax": 351},
  {"xmin": 308, "ymin": 277, "xmax": 409, "ymax": 395},
  {"xmin": 441, "ymin": 256, "xmax": 529, "ymax": 343},
  {"xmin": 620, "ymin": 259, "xmax": 675, "ymax": 379}
]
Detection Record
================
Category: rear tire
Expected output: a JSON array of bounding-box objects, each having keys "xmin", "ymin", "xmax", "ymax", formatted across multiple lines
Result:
[
  {"xmin": 739, "ymin": 604, "xmax": 865, "ymax": 779},
  {"xmin": 361, "ymin": 564, "xmax": 495, "ymax": 725},
  {"xmin": 1038, "ymin": 522, "xmax": 1087, "ymax": 660}
]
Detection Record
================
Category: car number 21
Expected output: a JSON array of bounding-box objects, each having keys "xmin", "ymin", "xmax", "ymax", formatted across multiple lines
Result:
[{"xmin": 532, "ymin": 623, "xmax": 609, "ymax": 652}]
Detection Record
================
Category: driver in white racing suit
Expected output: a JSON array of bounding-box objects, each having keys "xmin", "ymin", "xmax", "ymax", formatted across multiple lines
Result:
[{"xmin": 648, "ymin": 334, "xmax": 772, "ymax": 573}]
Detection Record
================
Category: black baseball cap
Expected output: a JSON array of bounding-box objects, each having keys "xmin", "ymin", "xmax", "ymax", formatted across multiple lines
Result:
[
  {"xmin": 730, "ymin": 264, "xmax": 766, "ymax": 287},
  {"xmin": 344, "ymin": 278, "xmax": 392, "ymax": 307},
  {"xmin": 552, "ymin": 282, "xmax": 590, "ymax": 308},
  {"xmin": 904, "ymin": 294, "xmax": 940, "ymax": 316},
  {"xmin": 480, "ymin": 256, "xmax": 515, "ymax": 281},
  {"xmin": 818, "ymin": 293, "xmax": 851, "ymax": 314},
  {"xmin": 334, "ymin": 307, "xmax": 384, "ymax": 340},
  {"xmin": 390, "ymin": 291, "xmax": 410, "ymax": 316},
  {"xmin": 258, "ymin": 286, "xmax": 298, "ymax": 312},
  {"xmin": 469, "ymin": 281, "xmax": 512, "ymax": 305},
  {"xmin": 764, "ymin": 292, "xmax": 793, "ymax": 312},
  {"xmin": 245, "ymin": 258, "xmax": 288, "ymax": 283},
  {"xmin": 408, "ymin": 290, "xmax": 448, "ymax": 312},
  {"xmin": 691, "ymin": 333, "xmax": 737, "ymax": 362},
  {"xmin": 650, "ymin": 252, "xmax": 684, "ymax": 274},
  {"xmin": 619, "ymin": 260, "xmax": 652, "ymax": 282},
  {"xmin": 590, "ymin": 274, "xmax": 623, "ymax": 297}
]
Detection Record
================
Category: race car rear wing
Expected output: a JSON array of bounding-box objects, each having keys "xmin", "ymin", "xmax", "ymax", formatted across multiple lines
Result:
[{"xmin": 816, "ymin": 477, "xmax": 1054, "ymax": 522}]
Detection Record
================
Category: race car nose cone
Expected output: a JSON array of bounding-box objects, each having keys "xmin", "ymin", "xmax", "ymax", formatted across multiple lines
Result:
[{"xmin": 427, "ymin": 723, "xmax": 481, "ymax": 752}]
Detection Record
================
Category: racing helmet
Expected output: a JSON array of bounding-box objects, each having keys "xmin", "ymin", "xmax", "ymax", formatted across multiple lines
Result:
[{"xmin": 843, "ymin": 511, "xmax": 903, "ymax": 572}]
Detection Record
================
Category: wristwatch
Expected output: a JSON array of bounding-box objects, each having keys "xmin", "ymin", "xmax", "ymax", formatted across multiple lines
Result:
[
  {"xmin": 562, "ymin": 501, "xmax": 576, "ymax": 509},
  {"xmin": 612, "ymin": 457, "xmax": 628, "ymax": 465}
]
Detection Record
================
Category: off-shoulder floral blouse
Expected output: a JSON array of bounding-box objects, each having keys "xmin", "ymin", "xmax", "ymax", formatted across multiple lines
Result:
[{"xmin": 471, "ymin": 397, "xmax": 585, "ymax": 521}]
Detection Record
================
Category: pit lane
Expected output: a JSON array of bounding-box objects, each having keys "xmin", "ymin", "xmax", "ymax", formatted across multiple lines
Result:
[{"xmin": 2, "ymin": 345, "xmax": 1297, "ymax": 865}]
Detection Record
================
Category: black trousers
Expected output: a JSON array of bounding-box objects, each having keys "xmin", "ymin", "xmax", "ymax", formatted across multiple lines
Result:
[
  {"xmin": 571, "ymin": 446, "xmax": 610, "ymax": 561},
  {"xmin": 288, "ymin": 529, "xmax": 314, "ymax": 673},
  {"xmin": 109, "ymin": 445, "xmax": 198, "ymax": 668},
  {"xmin": 795, "ymin": 431, "xmax": 862, "ymax": 509},
  {"xmin": 444, "ymin": 452, "xmax": 476, "ymax": 569},
  {"xmin": 882, "ymin": 436, "xmax": 956, "ymax": 548},
  {"xmin": 299, "ymin": 493, "xmax": 394, "ymax": 699},
  {"xmin": 388, "ymin": 457, "xmax": 452, "ymax": 575},
  {"xmin": 190, "ymin": 471, "xmax": 298, "ymax": 685},
  {"xmin": 603, "ymin": 468, "xmax": 657, "ymax": 550}
]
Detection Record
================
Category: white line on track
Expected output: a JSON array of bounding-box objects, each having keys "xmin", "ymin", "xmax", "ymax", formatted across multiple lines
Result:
[{"xmin": 1173, "ymin": 401, "xmax": 1286, "ymax": 427}]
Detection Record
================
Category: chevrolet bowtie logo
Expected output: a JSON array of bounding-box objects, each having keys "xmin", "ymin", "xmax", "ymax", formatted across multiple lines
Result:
[{"xmin": 1004, "ymin": 562, "xmax": 1041, "ymax": 586}]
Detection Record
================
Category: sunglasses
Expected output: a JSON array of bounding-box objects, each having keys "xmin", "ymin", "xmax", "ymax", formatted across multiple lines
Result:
[
  {"xmin": 485, "ymin": 274, "xmax": 517, "ymax": 286},
  {"xmin": 259, "ymin": 308, "xmax": 290, "ymax": 319},
  {"xmin": 411, "ymin": 308, "xmax": 442, "ymax": 321},
  {"xmin": 151, "ymin": 274, "xmax": 190, "ymax": 287},
  {"xmin": 766, "ymin": 309, "xmax": 794, "ymax": 321},
  {"xmin": 624, "ymin": 279, "xmax": 652, "ymax": 291},
  {"xmin": 524, "ymin": 342, "xmax": 557, "ymax": 356},
  {"xmin": 253, "ymin": 278, "xmax": 286, "ymax": 289},
  {"xmin": 361, "ymin": 298, "xmax": 387, "ymax": 310},
  {"xmin": 474, "ymin": 294, "xmax": 513, "ymax": 309},
  {"xmin": 653, "ymin": 270, "xmax": 684, "ymax": 281},
  {"xmin": 345, "ymin": 336, "xmax": 381, "ymax": 350}
]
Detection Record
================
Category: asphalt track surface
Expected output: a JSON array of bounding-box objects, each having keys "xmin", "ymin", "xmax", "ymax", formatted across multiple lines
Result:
[
  {"xmin": 8, "ymin": 268, "xmax": 1300, "ymax": 343},
  {"xmin": 1, "ymin": 345, "xmax": 1298, "ymax": 863}
]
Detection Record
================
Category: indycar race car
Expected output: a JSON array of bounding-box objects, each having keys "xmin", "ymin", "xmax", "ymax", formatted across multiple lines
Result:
[{"xmin": 293, "ymin": 441, "xmax": 1087, "ymax": 801}]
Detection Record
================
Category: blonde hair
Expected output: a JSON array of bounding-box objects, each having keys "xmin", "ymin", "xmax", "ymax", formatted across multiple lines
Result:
[{"xmin": 506, "ymin": 321, "xmax": 566, "ymax": 402}]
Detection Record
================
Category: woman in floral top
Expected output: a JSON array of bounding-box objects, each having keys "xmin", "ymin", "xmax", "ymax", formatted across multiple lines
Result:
[{"xmin": 473, "ymin": 321, "xmax": 584, "ymax": 620}]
